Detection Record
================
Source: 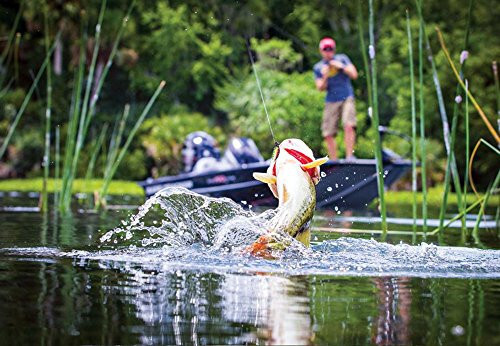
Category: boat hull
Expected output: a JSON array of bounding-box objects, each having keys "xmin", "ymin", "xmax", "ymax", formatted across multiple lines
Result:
[{"xmin": 138, "ymin": 157, "xmax": 411, "ymax": 210}]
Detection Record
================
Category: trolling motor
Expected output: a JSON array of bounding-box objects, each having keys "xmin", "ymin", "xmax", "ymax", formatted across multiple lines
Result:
[
  {"xmin": 181, "ymin": 131, "xmax": 221, "ymax": 173},
  {"xmin": 181, "ymin": 132, "xmax": 265, "ymax": 173}
]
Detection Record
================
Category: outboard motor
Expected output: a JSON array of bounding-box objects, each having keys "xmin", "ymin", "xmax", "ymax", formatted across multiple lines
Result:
[
  {"xmin": 222, "ymin": 137, "xmax": 264, "ymax": 167},
  {"xmin": 181, "ymin": 131, "xmax": 221, "ymax": 173}
]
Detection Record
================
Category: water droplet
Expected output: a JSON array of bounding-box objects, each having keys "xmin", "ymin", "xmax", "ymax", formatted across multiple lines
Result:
[
  {"xmin": 327, "ymin": 186, "xmax": 332, "ymax": 192},
  {"xmin": 321, "ymin": 171, "xmax": 326, "ymax": 177}
]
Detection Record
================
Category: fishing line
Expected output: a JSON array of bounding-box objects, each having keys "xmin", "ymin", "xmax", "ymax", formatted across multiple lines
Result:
[{"xmin": 246, "ymin": 40, "xmax": 278, "ymax": 147}]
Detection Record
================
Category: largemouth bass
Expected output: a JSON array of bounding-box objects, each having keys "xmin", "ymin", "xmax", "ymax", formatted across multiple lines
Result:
[{"xmin": 246, "ymin": 138, "xmax": 327, "ymax": 258}]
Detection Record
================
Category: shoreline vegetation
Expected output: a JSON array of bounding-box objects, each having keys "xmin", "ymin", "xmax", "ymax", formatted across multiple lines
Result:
[{"xmin": 0, "ymin": 178, "xmax": 494, "ymax": 209}]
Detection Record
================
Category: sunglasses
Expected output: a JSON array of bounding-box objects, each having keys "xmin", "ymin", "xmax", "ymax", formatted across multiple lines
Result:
[{"xmin": 321, "ymin": 47, "xmax": 334, "ymax": 52}]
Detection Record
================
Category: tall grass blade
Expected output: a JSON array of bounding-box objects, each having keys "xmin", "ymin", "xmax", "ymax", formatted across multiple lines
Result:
[
  {"xmin": 356, "ymin": 0, "xmax": 373, "ymax": 111},
  {"xmin": 462, "ymin": 80, "xmax": 470, "ymax": 235},
  {"xmin": 84, "ymin": 124, "xmax": 109, "ymax": 183},
  {"xmin": 368, "ymin": 0, "xmax": 387, "ymax": 238},
  {"xmin": 406, "ymin": 10, "xmax": 418, "ymax": 242},
  {"xmin": 86, "ymin": 0, "xmax": 136, "ymax": 129},
  {"xmin": 415, "ymin": 1, "xmax": 465, "ymax": 238},
  {"xmin": 54, "ymin": 126, "xmax": 60, "ymax": 209},
  {"xmin": 41, "ymin": 4, "xmax": 53, "ymax": 212},
  {"xmin": 472, "ymin": 171, "xmax": 499, "ymax": 245},
  {"xmin": 96, "ymin": 81, "xmax": 166, "ymax": 209},
  {"xmin": 0, "ymin": 1, "xmax": 23, "ymax": 68},
  {"xmin": 415, "ymin": 0, "xmax": 428, "ymax": 235},
  {"xmin": 429, "ymin": 195, "xmax": 485, "ymax": 235},
  {"xmin": 14, "ymin": 33, "xmax": 21, "ymax": 85},
  {"xmin": 435, "ymin": 27, "xmax": 500, "ymax": 144},
  {"xmin": 0, "ymin": 33, "xmax": 59, "ymax": 160},
  {"xmin": 60, "ymin": 18, "xmax": 86, "ymax": 211},
  {"xmin": 468, "ymin": 138, "xmax": 500, "ymax": 196},
  {"xmin": 437, "ymin": 0, "xmax": 473, "ymax": 238},
  {"xmin": 493, "ymin": 61, "xmax": 500, "ymax": 133},
  {"xmin": 62, "ymin": 0, "xmax": 107, "ymax": 211},
  {"xmin": 105, "ymin": 104, "xmax": 130, "ymax": 177}
]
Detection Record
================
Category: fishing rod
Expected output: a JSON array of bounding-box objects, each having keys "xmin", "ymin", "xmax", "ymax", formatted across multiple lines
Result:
[{"xmin": 246, "ymin": 39, "xmax": 279, "ymax": 148}]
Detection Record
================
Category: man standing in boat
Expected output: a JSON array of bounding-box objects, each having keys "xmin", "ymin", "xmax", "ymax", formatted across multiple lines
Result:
[{"xmin": 313, "ymin": 37, "xmax": 358, "ymax": 160}]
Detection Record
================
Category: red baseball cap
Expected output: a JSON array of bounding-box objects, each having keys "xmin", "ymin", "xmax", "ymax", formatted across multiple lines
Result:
[{"xmin": 319, "ymin": 37, "xmax": 336, "ymax": 50}]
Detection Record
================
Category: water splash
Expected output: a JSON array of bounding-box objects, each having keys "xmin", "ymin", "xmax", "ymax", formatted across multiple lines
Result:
[
  {"xmin": 99, "ymin": 187, "xmax": 278, "ymax": 252},
  {"xmin": 2, "ymin": 187, "xmax": 500, "ymax": 278}
]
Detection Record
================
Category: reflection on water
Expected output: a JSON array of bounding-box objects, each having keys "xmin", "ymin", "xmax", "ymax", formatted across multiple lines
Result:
[
  {"xmin": 2, "ymin": 257, "xmax": 500, "ymax": 345},
  {"xmin": 372, "ymin": 277, "xmax": 411, "ymax": 345}
]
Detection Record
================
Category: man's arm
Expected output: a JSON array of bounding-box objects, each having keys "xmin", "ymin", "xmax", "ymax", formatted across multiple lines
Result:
[
  {"xmin": 343, "ymin": 63, "xmax": 358, "ymax": 80},
  {"xmin": 329, "ymin": 60, "xmax": 358, "ymax": 80},
  {"xmin": 315, "ymin": 65, "xmax": 330, "ymax": 91}
]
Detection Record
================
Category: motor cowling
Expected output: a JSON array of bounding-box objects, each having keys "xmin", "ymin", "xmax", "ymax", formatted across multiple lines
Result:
[
  {"xmin": 181, "ymin": 131, "xmax": 221, "ymax": 173},
  {"xmin": 222, "ymin": 137, "xmax": 264, "ymax": 166}
]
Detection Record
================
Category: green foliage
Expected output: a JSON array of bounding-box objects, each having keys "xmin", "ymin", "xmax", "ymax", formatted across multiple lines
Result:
[
  {"xmin": 11, "ymin": 129, "xmax": 44, "ymax": 176},
  {"xmin": 139, "ymin": 109, "xmax": 225, "ymax": 176},
  {"xmin": 216, "ymin": 67, "xmax": 324, "ymax": 159},
  {"xmin": 251, "ymin": 38, "xmax": 302, "ymax": 71},
  {"xmin": 0, "ymin": 0, "xmax": 498, "ymax": 190},
  {"xmin": 130, "ymin": 2, "xmax": 233, "ymax": 108}
]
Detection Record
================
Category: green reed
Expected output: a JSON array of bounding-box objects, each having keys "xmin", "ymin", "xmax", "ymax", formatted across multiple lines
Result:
[
  {"xmin": 415, "ymin": 0, "xmax": 428, "ymax": 235},
  {"xmin": 0, "ymin": 1, "xmax": 23, "ymax": 72},
  {"xmin": 406, "ymin": 10, "xmax": 418, "ymax": 242},
  {"xmin": 59, "ymin": 13, "xmax": 87, "ymax": 211},
  {"xmin": 105, "ymin": 104, "xmax": 130, "ymax": 178},
  {"xmin": 368, "ymin": 0, "xmax": 388, "ymax": 238},
  {"xmin": 54, "ymin": 126, "xmax": 60, "ymax": 209},
  {"xmin": 435, "ymin": 0, "xmax": 473, "ymax": 239},
  {"xmin": 84, "ymin": 124, "xmax": 109, "ymax": 183},
  {"xmin": 356, "ymin": 0, "xmax": 372, "ymax": 110},
  {"xmin": 472, "ymin": 172, "xmax": 499, "ymax": 245},
  {"xmin": 96, "ymin": 81, "xmax": 166, "ymax": 209},
  {"xmin": 60, "ymin": 0, "xmax": 107, "ymax": 211},
  {"xmin": 0, "ymin": 34, "xmax": 59, "ymax": 160},
  {"xmin": 59, "ymin": 0, "xmax": 135, "ymax": 212},
  {"xmin": 462, "ymin": 79, "xmax": 470, "ymax": 231},
  {"xmin": 85, "ymin": 0, "xmax": 136, "ymax": 134},
  {"xmin": 436, "ymin": 28, "xmax": 499, "ymax": 144},
  {"xmin": 416, "ymin": 2, "xmax": 466, "ymax": 239},
  {"xmin": 41, "ymin": 4, "xmax": 53, "ymax": 211},
  {"xmin": 14, "ymin": 33, "xmax": 20, "ymax": 85}
]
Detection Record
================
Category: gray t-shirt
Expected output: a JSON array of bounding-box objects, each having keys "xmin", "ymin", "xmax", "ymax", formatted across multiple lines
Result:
[{"xmin": 313, "ymin": 53, "xmax": 354, "ymax": 103}]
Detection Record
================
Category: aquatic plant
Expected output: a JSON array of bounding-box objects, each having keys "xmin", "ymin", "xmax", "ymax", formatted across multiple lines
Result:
[
  {"xmin": 415, "ymin": 0, "xmax": 428, "ymax": 235},
  {"xmin": 406, "ymin": 10, "xmax": 417, "ymax": 242},
  {"xmin": 0, "ymin": 35, "xmax": 58, "ymax": 160},
  {"xmin": 59, "ymin": 0, "xmax": 138, "ymax": 212},
  {"xmin": 368, "ymin": 0, "xmax": 387, "ymax": 238},
  {"xmin": 95, "ymin": 81, "xmax": 166, "ymax": 209},
  {"xmin": 41, "ymin": 4, "xmax": 53, "ymax": 211},
  {"xmin": 435, "ymin": 0, "xmax": 474, "ymax": 238}
]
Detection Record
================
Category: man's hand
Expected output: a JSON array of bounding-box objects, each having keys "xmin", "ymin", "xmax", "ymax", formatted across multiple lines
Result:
[
  {"xmin": 329, "ymin": 60, "xmax": 345, "ymax": 70},
  {"xmin": 320, "ymin": 64, "xmax": 330, "ymax": 77}
]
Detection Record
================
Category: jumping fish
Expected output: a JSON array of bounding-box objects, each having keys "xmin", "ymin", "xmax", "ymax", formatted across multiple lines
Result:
[{"xmin": 246, "ymin": 138, "xmax": 328, "ymax": 258}]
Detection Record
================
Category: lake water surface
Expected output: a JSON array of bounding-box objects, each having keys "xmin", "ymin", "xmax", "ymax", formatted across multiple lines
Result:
[{"xmin": 1, "ymin": 189, "xmax": 499, "ymax": 345}]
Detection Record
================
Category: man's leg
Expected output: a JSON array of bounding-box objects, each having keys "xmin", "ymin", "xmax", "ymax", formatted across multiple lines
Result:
[
  {"xmin": 342, "ymin": 97, "xmax": 357, "ymax": 159},
  {"xmin": 324, "ymin": 135, "xmax": 337, "ymax": 160},
  {"xmin": 322, "ymin": 101, "xmax": 340, "ymax": 159},
  {"xmin": 344, "ymin": 125, "xmax": 356, "ymax": 158}
]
